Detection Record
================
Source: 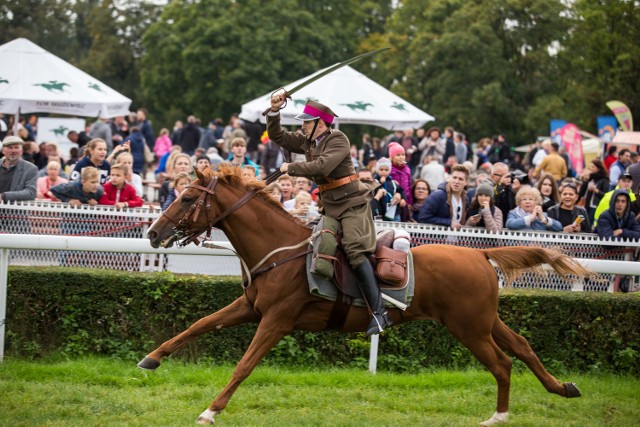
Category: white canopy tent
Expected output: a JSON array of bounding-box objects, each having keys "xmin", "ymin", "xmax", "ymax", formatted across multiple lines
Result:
[
  {"xmin": 0, "ymin": 38, "xmax": 131, "ymax": 119},
  {"xmin": 240, "ymin": 65, "xmax": 434, "ymax": 130}
]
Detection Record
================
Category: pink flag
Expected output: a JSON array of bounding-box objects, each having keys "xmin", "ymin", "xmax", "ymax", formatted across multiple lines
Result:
[{"xmin": 558, "ymin": 123, "xmax": 583, "ymax": 175}]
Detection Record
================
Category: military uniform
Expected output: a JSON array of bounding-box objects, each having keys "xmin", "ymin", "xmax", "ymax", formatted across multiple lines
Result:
[{"xmin": 267, "ymin": 99, "xmax": 389, "ymax": 337}]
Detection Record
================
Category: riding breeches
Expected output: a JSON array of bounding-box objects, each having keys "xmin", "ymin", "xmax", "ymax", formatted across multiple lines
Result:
[{"xmin": 337, "ymin": 203, "xmax": 376, "ymax": 267}]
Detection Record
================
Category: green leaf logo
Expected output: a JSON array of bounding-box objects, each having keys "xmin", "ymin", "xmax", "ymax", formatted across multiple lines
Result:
[
  {"xmin": 341, "ymin": 101, "xmax": 372, "ymax": 111},
  {"xmin": 391, "ymin": 102, "xmax": 408, "ymax": 112},
  {"xmin": 88, "ymin": 82, "xmax": 104, "ymax": 92}
]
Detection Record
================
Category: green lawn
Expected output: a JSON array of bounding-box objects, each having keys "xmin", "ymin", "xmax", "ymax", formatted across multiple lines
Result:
[{"xmin": 0, "ymin": 357, "xmax": 638, "ymax": 426}]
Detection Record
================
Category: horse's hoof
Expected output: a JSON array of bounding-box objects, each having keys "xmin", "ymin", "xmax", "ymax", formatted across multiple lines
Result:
[
  {"xmin": 479, "ymin": 411, "xmax": 509, "ymax": 426},
  {"xmin": 137, "ymin": 357, "xmax": 161, "ymax": 371},
  {"xmin": 196, "ymin": 417, "xmax": 214, "ymax": 425},
  {"xmin": 196, "ymin": 409, "xmax": 217, "ymax": 424},
  {"xmin": 564, "ymin": 382, "xmax": 582, "ymax": 398}
]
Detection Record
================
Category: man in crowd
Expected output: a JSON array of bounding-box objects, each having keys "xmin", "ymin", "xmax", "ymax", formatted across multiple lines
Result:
[
  {"xmin": 136, "ymin": 108, "xmax": 155, "ymax": 152},
  {"xmin": 593, "ymin": 172, "xmax": 636, "ymax": 228},
  {"xmin": 227, "ymin": 137, "xmax": 259, "ymax": 176},
  {"xmin": 417, "ymin": 164, "xmax": 469, "ymax": 230},
  {"xmin": 595, "ymin": 189, "xmax": 640, "ymax": 240},
  {"xmin": 533, "ymin": 141, "xmax": 567, "ymax": 182},
  {"xmin": 0, "ymin": 136, "xmax": 38, "ymax": 202},
  {"xmin": 609, "ymin": 148, "xmax": 631, "ymax": 189},
  {"xmin": 490, "ymin": 162, "xmax": 516, "ymax": 226}
]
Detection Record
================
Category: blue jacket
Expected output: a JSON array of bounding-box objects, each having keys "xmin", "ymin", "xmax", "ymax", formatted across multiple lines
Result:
[
  {"xmin": 417, "ymin": 184, "xmax": 465, "ymax": 226},
  {"xmin": 226, "ymin": 155, "xmax": 259, "ymax": 176},
  {"xmin": 50, "ymin": 180, "xmax": 104, "ymax": 203},
  {"xmin": 124, "ymin": 130, "xmax": 145, "ymax": 175},
  {"xmin": 595, "ymin": 189, "xmax": 640, "ymax": 240},
  {"xmin": 506, "ymin": 207, "xmax": 562, "ymax": 231}
]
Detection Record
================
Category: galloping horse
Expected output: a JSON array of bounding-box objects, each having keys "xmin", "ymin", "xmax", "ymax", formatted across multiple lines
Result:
[{"xmin": 140, "ymin": 165, "xmax": 594, "ymax": 425}]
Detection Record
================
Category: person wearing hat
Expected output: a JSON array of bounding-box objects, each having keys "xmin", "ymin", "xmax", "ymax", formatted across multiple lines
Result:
[
  {"xmin": 268, "ymin": 94, "xmax": 391, "ymax": 337},
  {"xmin": 0, "ymin": 135, "xmax": 38, "ymax": 202},
  {"xmin": 592, "ymin": 172, "xmax": 637, "ymax": 229},
  {"xmin": 465, "ymin": 181, "xmax": 503, "ymax": 233}
]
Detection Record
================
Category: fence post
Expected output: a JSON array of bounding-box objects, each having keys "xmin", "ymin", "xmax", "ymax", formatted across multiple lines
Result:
[{"xmin": 0, "ymin": 248, "xmax": 9, "ymax": 363}]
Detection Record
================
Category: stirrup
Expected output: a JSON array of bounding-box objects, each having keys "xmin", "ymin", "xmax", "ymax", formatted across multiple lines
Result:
[{"xmin": 365, "ymin": 312, "xmax": 391, "ymax": 338}]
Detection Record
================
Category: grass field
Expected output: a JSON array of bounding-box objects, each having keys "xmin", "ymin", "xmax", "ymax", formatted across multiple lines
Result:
[{"xmin": 0, "ymin": 357, "xmax": 638, "ymax": 426}]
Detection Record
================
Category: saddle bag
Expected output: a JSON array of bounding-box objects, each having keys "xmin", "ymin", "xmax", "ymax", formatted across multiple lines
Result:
[
  {"xmin": 375, "ymin": 245, "xmax": 407, "ymax": 287},
  {"xmin": 310, "ymin": 216, "xmax": 341, "ymax": 279}
]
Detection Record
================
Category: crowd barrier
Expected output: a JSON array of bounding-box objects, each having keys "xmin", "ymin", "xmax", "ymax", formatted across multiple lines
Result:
[{"xmin": 1, "ymin": 201, "xmax": 639, "ymax": 291}]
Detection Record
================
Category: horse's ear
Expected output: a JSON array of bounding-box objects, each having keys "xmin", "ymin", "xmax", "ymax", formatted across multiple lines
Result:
[{"xmin": 194, "ymin": 166, "xmax": 207, "ymax": 183}]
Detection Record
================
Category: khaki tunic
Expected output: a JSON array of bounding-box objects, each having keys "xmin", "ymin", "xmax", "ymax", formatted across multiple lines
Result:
[{"xmin": 267, "ymin": 113, "xmax": 375, "ymax": 266}]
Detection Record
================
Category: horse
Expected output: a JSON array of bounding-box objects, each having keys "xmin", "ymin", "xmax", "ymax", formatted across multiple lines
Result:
[{"xmin": 140, "ymin": 165, "xmax": 594, "ymax": 425}]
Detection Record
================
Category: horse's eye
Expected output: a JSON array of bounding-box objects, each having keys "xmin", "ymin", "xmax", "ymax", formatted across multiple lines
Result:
[{"xmin": 181, "ymin": 197, "xmax": 193, "ymax": 204}]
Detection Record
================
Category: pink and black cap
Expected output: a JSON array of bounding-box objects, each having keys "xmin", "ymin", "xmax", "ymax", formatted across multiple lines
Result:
[{"xmin": 294, "ymin": 100, "xmax": 338, "ymax": 125}]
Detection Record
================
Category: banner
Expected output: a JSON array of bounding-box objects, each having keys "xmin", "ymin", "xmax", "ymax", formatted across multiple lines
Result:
[
  {"xmin": 597, "ymin": 116, "xmax": 617, "ymax": 142},
  {"xmin": 558, "ymin": 123, "xmax": 584, "ymax": 175},
  {"xmin": 606, "ymin": 100, "xmax": 633, "ymax": 132},
  {"xmin": 550, "ymin": 119, "xmax": 567, "ymax": 145}
]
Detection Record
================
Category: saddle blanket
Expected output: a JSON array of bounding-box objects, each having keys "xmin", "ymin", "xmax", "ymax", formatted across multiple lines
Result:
[{"xmin": 306, "ymin": 250, "xmax": 415, "ymax": 308}]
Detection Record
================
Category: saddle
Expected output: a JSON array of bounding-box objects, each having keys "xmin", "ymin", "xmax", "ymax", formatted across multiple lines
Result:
[{"xmin": 333, "ymin": 229, "xmax": 409, "ymax": 299}]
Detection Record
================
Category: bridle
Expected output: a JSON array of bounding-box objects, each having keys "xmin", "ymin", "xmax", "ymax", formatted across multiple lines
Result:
[
  {"xmin": 159, "ymin": 172, "xmax": 315, "ymax": 289},
  {"xmin": 160, "ymin": 176, "xmax": 259, "ymax": 247}
]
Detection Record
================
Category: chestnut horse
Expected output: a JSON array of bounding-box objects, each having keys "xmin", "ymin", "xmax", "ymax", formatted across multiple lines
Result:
[{"xmin": 140, "ymin": 165, "xmax": 593, "ymax": 426}]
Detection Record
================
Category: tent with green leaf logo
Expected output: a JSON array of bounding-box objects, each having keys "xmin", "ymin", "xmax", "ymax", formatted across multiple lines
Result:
[
  {"xmin": 0, "ymin": 38, "xmax": 131, "ymax": 119},
  {"xmin": 240, "ymin": 65, "xmax": 434, "ymax": 130}
]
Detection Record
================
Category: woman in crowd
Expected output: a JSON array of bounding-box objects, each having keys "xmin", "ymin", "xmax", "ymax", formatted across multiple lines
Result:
[
  {"xmin": 577, "ymin": 159, "xmax": 610, "ymax": 225},
  {"xmin": 36, "ymin": 160, "xmax": 68, "ymax": 201},
  {"xmin": 70, "ymin": 138, "xmax": 110, "ymax": 184},
  {"xmin": 465, "ymin": 182, "xmax": 503, "ymax": 233},
  {"xmin": 409, "ymin": 179, "xmax": 430, "ymax": 222},
  {"xmin": 506, "ymin": 185, "xmax": 562, "ymax": 231},
  {"xmin": 547, "ymin": 182, "xmax": 591, "ymax": 233},
  {"xmin": 265, "ymin": 182, "xmax": 283, "ymax": 203},
  {"xmin": 158, "ymin": 153, "xmax": 192, "ymax": 206},
  {"xmin": 535, "ymin": 173, "xmax": 560, "ymax": 212}
]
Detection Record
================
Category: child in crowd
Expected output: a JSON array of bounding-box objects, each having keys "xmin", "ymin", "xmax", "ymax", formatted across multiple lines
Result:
[
  {"xmin": 374, "ymin": 157, "xmax": 406, "ymax": 221},
  {"xmin": 265, "ymin": 182, "xmax": 283, "ymax": 203},
  {"xmin": 154, "ymin": 128, "xmax": 173, "ymax": 159},
  {"xmin": 50, "ymin": 166, "xmax": 104, "ymax": 207},
  {"xmin": 98, "ymin": 164, "xmax": 143, "ymax": 209},
  {"xmin": 465, "ymin": 182, "xmax": 503, "ymax": 233},
  {"xmin": 37, "ymin": 160, "xmax": 68, "ymax": 201},
  {"xmin": 288, "ymin": 190, "xmax": 317, "ymax": 220},
  {"xmin": 112, "ymin": 152, "xmax": 144, "ymax": 197},
  {"xmin": 241, "ymin": 165, "xmax": 256, "ymax": 181},
  {"xmin": 162, "ymin": 172, "xmax": 191, "ymax": 211},
  {"xmin": 70, "ymin": 138, "xmax": 110, "ymax": 184},
  {"xmin": 388, "ymin": 142, "xmax": 412, "ymax": 220},
  {"xmin": 277, "ymin": 175, "xmax": 294, "ymax": 203},
  {"xmin": 196, "ymin": 155, "xmax": 212, "ymax": 172}
]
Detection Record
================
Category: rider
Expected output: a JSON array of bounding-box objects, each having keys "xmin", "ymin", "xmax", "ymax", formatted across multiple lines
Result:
[{"xmin": 267, "ymin": 95, "xmax": 391, "ymax": 337}]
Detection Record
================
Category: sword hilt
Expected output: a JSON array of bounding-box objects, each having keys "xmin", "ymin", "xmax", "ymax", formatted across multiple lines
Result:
[{"xmin": 261, "ymin": 87, "xmax": 291, "ymax": 116}]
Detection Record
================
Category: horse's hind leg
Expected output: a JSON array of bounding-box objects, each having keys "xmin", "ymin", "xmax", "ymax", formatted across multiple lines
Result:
[
  {"xmin": 196, "ymin": 316, "xmax": 293, "ymax": 425},
  {"xmin": 138, "ymin": 296, "xmax": 260, "ymax": 370},
  {"xmin": 491, "ymin": 317, "xmax": 581, "ymax": 398},
  {"xmin": 444, "ymin": 320, "xmax": 513, "ymax": 426}
]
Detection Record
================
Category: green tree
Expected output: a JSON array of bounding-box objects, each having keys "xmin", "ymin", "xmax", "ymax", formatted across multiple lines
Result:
[
  {"xmin": 140, "ymin": 0, "xmax": 379, "ymax": 126},
  {"xmin": 558, "ymin": 0, "xmax": 640, "ymax": 130}
]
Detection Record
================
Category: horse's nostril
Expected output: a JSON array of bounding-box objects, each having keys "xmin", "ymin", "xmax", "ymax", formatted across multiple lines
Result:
[{"xmin": 148, "ymin": 230, "xmax": 157, "ymax": 241}]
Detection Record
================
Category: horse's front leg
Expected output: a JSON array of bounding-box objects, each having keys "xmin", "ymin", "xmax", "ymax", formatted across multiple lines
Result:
[
  {"xmin": 138, "ymin": 296, "xmax": 259, "ymax": 370},
  {"xmin": 196, "ymin": 316, "xmax": 294, "ymax": 425}
]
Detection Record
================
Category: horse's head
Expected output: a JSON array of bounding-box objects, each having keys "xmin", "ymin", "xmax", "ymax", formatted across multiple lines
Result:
[{"xmin": 148, "ymin": 168, "xmax": 220, "ymax": 248}]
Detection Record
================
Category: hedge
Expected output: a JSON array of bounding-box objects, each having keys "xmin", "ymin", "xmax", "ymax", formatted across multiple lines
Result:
[{"xmin": 5, "ymin": 267, "xmax": 639, "ymax": 374}]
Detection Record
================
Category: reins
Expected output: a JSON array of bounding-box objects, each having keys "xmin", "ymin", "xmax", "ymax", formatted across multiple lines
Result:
[{"xmin": 162, "ymin": 171, "xmax": 315, "ymax": 289}]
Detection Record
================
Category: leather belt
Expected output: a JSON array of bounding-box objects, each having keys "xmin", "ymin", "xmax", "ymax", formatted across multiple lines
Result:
[{"xmin": 318, "ymin": 174, "xmax": 359, "ymax": 192}]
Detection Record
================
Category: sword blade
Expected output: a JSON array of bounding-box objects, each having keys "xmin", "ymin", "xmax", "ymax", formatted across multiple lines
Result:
[{"xmin": 284, "ymin": 47, "xmax": 390, "ymax": 97}]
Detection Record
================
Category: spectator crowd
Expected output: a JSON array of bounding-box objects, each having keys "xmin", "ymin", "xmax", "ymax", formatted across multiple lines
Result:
[{"xmin": 2, "ymin": 111, "xmax": 640, "ymax": 242}]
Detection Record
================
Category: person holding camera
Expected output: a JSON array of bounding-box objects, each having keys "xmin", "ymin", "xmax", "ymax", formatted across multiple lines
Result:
[
  {"xmin": 547, "ymin": 182, "xmax": 591, "ymax": 233},
  {"xmin": 490, "ymin": 162, "xmax": 516, "ymax": 227}
]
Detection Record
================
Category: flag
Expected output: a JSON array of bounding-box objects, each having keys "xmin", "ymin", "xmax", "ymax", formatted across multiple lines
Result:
[
  {"xmin": 606, "ymin": 100, "xmax": 633, "ymax": 131},
  {"xmin": 597, "ymin": 116, "xmax": 617, "ymax": 142},
  {"xmin": 550, "ymin": 119, "xmax": 567, "ymax": 145},
  {"xmin": 558, "ymin": 123, "xmax": 584, "ymax": 175}
]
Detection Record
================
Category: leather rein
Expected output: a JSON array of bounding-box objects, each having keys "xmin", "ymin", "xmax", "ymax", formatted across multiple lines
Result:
[{"xmin": 159, "ymin": 175, "xmax": 312, "ymax": 288}]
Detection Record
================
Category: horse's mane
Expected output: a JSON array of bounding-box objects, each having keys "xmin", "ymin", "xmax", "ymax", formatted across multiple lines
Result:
[{"xmin": 203, "ymin": 164, "xmax": 305, "ymax": 225}]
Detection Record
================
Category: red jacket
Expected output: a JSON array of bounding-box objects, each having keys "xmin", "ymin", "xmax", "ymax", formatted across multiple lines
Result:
[{"xmin": 99, "ymin": 182, "xmax": 143, "ymax": 207}]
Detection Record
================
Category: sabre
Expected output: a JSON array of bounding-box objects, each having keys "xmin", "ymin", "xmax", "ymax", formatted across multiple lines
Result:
[{"xmin": 262, "ymin": 47, "xmax": 390, "ymax": 115}]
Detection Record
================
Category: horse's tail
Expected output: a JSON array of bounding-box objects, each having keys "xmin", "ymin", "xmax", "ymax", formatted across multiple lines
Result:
[{"xmin": 481, "ymin": 246, "xmax": 597, "ymax": 285}]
